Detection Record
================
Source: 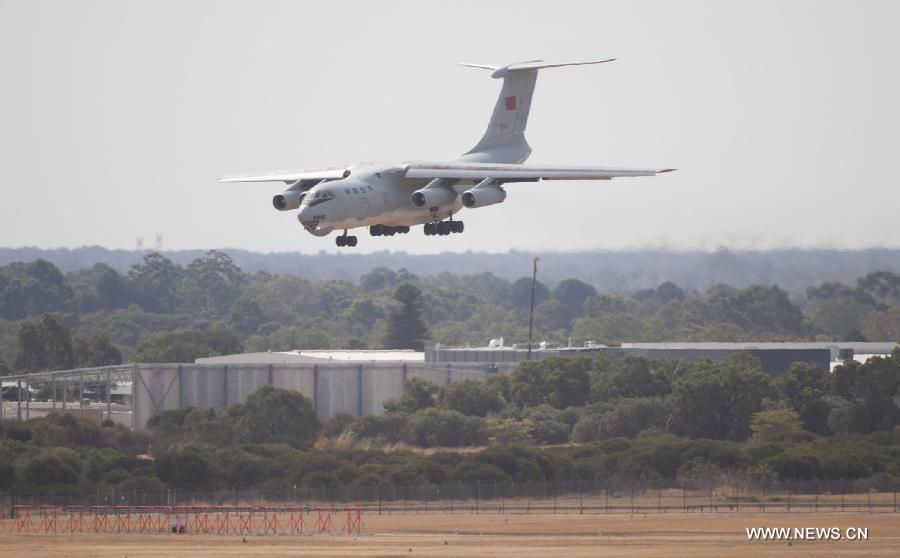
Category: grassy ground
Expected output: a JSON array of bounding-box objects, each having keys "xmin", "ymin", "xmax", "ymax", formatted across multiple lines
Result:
[{"xmin": 1, "ymin": 512, "xmax": 898, "ymax": 557}]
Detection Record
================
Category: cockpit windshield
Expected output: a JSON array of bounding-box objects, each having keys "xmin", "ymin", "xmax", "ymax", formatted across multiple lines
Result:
[{"xmin": 306, "ymin": 190, "xmax": 334, "ymax": 207}]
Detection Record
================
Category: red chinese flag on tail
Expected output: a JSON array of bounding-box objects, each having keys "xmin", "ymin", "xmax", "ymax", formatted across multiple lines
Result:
[{"xmin": 505, "ymin": 96, "xmax": 517, "ymax": 111}]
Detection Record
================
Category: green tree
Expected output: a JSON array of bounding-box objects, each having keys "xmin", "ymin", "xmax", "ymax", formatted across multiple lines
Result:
[
  {"xmin": 0, "ymin": 259, "xmax": 74, "ymax": 320},
  {"xmin": 673, "ymin": 354, "xmax": 772, "ymax": 440},
  {"xmin": 95, "ymin": 266, "xmax": 134, "ymax": 310},
  {"xmin": 775, "ymin": 362, "xmax": 831, "ymax": 434},
  {"xmin": 828, "ymin": 356, "xmax": 900, "ymax": 432},
  {"xmin": 862, "ymin": 306, "xmax": 900, "ymax": 341},
  {"xmin": 31, "ymin": 413, "xmax": 102, "ymax": 448},
  {"xmin": 226, "ymin": 298, "xmax": 268, "ymax": 336},
  {"xmin": 806, "ymin": 282, "xmax": 876, "ymax": 338},
  {"xmin": 128, "ymin": 252, "xmax": 183, "ymax": 312},
  {"xmin": 14, "ymin": 313, "xmax": 76, "ymax": 372},
  {"xmin": 508, "ymin": 357, "xmax": 591, "ymax": 409},
  {"xmin": 551, "ymin": 278, "xmax": 597, "ymax": 321},
  {"xmin": 750, "ymin": 409, "xmax": 805, "ymax": 444},
  {"xmin": 73, "ymin": 333, "xmax": 123, "ymax": 367},
  {"xmin": 406, "ymin": 408, "xmax": 482, "ymax": 447},
  {"xmin": 0, "ymin": 455, "xmax": 14, "ymax": 489},
  {"xmin": 533, "ymin": 300, "xmax": 569, "ymax": 331},
  {"xmin": 439, "ymin": 379, "xmax": 503, "ymax": 417},
  {"xmin": 134, "ymin": 327, "xmax": 241, "ymax": 363},
  {"xmin": 179, "ymin": 250, "xmax": 245, "ymax": 316},
  {"xmin": 359, "ymin": 267, "xmax": 401, "ymax": 292},
  {"xmin": 508, "ymin": 361, "xmax": 549, "ymax": 408},
  {"xmin": 23, "ymin": 449, "xmax": 82, "ymax": 487},
  {"xmin": 384, "ymin": 377, "xmax": 438, "ymax": 414},
  {"xmin": 384, "ymin": 283, "xmax": 427, "ymax": 350},
  {"xmin": 545, "ymin": 357, "xmax": 592, "ymax": 409},
  {"xmin": 233, "ymin": 385, "xmax": 319, "ymax": 448},
  {"xmin": 572, "ymin": 397, "xmax": 674, "ymax": 442},
  {"xmin": 154, "ymin": 444, "xmax": 216, "ymax": 488},
  {"xmin": 856, "ymin": 271, "xmax": 900, "ymax": 307},
  {"xmin": 591, "ymin": 356, "xmax": 671, "ymax": 402},
  {"xmin": 510, "ymin": 277, "xmax": 550, "ymax": 312}
]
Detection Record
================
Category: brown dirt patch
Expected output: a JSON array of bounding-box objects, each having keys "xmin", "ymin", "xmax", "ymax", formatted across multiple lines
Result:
[{"xmin": 1, "ymin": 512, "xmax": 897, "ymax": 557}]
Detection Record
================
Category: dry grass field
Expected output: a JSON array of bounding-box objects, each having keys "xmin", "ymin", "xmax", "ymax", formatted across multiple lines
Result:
[{"xmin": 1, "ymin": 512, "xmax": 898, "ymax": 557}]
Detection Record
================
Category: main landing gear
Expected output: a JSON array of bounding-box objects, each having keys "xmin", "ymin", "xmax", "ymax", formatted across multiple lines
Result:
[
  {"xmin": 424, "ymin": 220, "xmax": 464, "ymax": 236},
  {"xmin": 369, "ymin": 225, "xmax": 411, "ymax": 236},
  {"xmin": 336, "ymin": 230, "xmax": 357, "ymax": 247}
]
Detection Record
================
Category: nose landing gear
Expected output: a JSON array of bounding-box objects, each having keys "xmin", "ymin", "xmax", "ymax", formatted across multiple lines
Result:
[{"xmin": 336, "ymin": 230, "xmax": 358, "ymax": 247}]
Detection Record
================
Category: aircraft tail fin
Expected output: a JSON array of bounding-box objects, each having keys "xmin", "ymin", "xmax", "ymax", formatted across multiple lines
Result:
[{"xmin": 459, "ymin": 58, "xmax": 616, "ymax": 163}]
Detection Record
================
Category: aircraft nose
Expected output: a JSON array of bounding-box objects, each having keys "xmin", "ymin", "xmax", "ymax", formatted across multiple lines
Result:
[{"xmin": 297, "ymin": 204, "xmax": 313, "ymax": 222}]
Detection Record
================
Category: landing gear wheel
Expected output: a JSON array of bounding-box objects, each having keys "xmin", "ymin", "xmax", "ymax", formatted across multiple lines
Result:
[
  {"xmin": 399, "ymin": 226, "xmax": 410, "ymax": 234},
  {"xmin": 452, "ymin": 221, "xmax": 464, "ymax": 234},
  {"xmin": 370, "ymin": 225, "xmax": 383, "ymax": 236},
  {"xmin": 336, "ymin": 231, "xmax": 357, "ymax": 247},
  {"xmin": 437, "ymin": 222, "xmax": 451, "ymax": 235},
  {"xmin": 424, "ymin": 223, "xmax": 435, "ymax": 236}
]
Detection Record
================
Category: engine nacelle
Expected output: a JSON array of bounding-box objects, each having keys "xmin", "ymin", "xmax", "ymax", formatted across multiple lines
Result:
[
  {"xmin": 461, "ymin": 185, "xmax": 506, "ymax": 208},
  {"xmin": 272, "ymin": 190, "xmax": 305, "ymax": 211},
  {"xmin": 411, "ymin": 186, "xmax": 457, "ymax": 208}
]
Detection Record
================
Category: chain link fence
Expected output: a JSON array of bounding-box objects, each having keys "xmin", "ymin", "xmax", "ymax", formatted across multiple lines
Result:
[{"xmin": 3, "ymin": 478, "xmax": 898, "ymax": 517}]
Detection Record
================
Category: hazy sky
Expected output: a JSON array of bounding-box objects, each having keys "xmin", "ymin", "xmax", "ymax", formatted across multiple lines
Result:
[{"xmin": 1, "ymin": 0, "xmax": 898, "ymax": 254}]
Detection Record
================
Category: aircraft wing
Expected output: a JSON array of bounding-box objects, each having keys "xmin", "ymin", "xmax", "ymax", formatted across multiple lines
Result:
[
  {"xmin": 219, "ymin": 167, "xmax": 350, "ymax": 184},
  {"xmin": 400, "ymin": 162, "xmax": 675, "ymax": 181}
]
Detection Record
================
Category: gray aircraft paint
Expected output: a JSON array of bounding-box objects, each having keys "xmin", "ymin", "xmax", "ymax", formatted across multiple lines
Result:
[{"xmin": 221, "ymin": 60, "xmax": 671, "ymax": 245}]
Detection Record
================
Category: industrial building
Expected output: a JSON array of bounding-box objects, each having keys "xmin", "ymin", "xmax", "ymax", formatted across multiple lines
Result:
[
  {"xmin": 2, "ymin": 342, "xmax": 895, "ymax": 429},
  {"xmin": 426, "ymin": 341, "xmax": 898, "ymax": 375}
]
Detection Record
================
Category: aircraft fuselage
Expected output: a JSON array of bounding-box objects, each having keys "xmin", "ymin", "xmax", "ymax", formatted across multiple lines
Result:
[{"xmin": 295, "ymin": 162, "xmax": 482, "ymax": 236}]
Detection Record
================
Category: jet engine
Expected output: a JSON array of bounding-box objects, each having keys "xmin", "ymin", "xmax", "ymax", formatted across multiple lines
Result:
[
  {"xmin": 411, "ymin": 185, "xmax": 457, "ymax": 208},
  {"xmin": 461, "ymin": 185, "xmax": 506, "ymax": 208},
  {"xmin": 272, "ymin": 191, "xmax": 305, "ymax": 211}
]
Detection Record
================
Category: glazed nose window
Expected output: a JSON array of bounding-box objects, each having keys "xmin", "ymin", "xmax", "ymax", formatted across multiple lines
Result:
[{"xmin": 308, "ymin": 191, "xmax": 334, "ymax": 207}]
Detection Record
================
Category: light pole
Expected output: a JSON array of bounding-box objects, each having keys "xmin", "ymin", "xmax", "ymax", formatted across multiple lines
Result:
[{"xmin": 527, "ymin": 256, "xmax": 540, "ymax": 361}]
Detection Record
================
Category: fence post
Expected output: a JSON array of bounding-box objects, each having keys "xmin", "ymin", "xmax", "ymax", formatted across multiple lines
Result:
[
  {"xmin": 787, "ymin": 482, "xmax": 791, "ymax": 513},
  {"xmin": 760, "ymin": 482, "xmax": 765, "ymax": 513},
  {"xmin": 476, "ymin": 481, "xmax": 480, "ymax": 514},
  {"xmin": 814, "ymin": 481, "xmax": 818, "ymax": 512}
]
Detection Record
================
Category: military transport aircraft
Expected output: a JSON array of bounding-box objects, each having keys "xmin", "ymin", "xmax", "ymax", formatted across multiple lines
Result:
[{"xmin": 220, "ymin": 59, "xmax": 674, "ymax": 247}]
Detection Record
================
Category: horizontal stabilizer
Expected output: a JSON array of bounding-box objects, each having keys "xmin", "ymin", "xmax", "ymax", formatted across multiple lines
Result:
[{"xmin": 460, "ymin": 58, "xmax": 616, "ymax": 78}]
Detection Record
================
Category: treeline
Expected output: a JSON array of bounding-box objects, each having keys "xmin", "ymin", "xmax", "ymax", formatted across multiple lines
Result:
[
  {"xmin": 6, "ymin": 246, "xmax": 900, "ymax": 293},
  {"xmin": 3, "ymin": 252, "xmax": 900, "ymax": 372},
  {"xmin": 2, "ymin": 353, "xmax": 898, "ymax": 493}
]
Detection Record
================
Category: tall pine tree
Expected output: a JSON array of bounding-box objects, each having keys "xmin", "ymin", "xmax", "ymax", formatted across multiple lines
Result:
[{"xmin": 384, "ymin": 283, "xmax": 427, "ymax": 350}]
